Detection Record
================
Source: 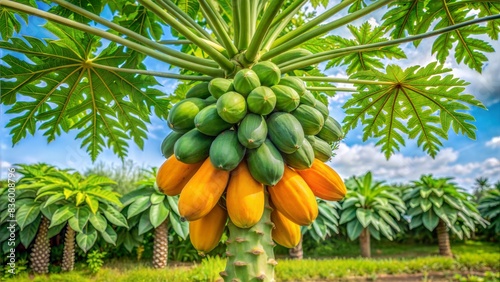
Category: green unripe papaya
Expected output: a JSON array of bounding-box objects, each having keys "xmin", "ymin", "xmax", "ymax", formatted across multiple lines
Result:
[
  {"xmin": 279, "ymin": 76, "xmax": 307, "ymax": 96},
  {"xmin": 209, "ymin": 78, "xmax": 234, "ymax": 99},
  {"xmin": 306, "ymin": 135, "xmax": 332, "ymax": 162},
  {"xmin": 161, "ymin": 131, "xmax": 183, "ymax": 158},
  {"xmin": 205, "ymin": 96, "xmax": 217, "ymax": 104},
  {"xmin": 317, "ymin": 116, "xmax": 343, "ymax": 142},
  {"xmin": 251, "ymin": 61, "xmax": 281, "ymax": 86},
  {"xmin": 292, "ymin": 105, "xmax": 325, "ymax": 135},
  {"xmin": 186, "ymin": 82, "xmax": 211, "ymax": 99},
  {"xmin": 237, "ymin": 114, "xmax": 267, "ymax": 149},
  {"xmin": 271, "ymin": 85, "xmax": 300, "ymax": 112},
  {"xmin": 282, "ymin": 138, "xmax": 314, "ymax": 170},
  {"xmin": 314, "ymin": 99, "xmax": 329, "ymax": 119},
  {"xmin": 209, "ymin": 130, "xmax": 246, "ymax": 171},
  {"xmin": 300, "ymin": 91, "xmax": 317, "ymax": 107},
  {"xmin": 195, "ymin": 104, "xmax": 233, "ymax": 136},
  {"xmin": 234, "ymin": 69, "xmax": 261, "ymax": 96},
  {"xmin": 247, "ymin": 86, "xmax": 276, "ymax": 115},
  {"xmin": 174, "ymin": 129, "xmax": 215, "ymax": 164},
  {"xmin": 247, "ymin": 139, "xmax": 284, "ymax": 186},
  {"xmin": 267, "ymin": 112, "xmax": 304, "ymax": 154},
  {"xmin": 216, "ymin": 92, "xmax": 247, "ymax": 123},
  {"xmin": 168, "ymin": 98, "xmax": 207, "ymax": 133}
]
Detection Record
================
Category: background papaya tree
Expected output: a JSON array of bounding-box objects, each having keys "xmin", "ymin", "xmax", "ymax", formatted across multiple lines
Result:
[
  {"xmin": 30, "ymin": 169, "xmax": 126, "ymax": 272},
  {"xmin": 117, "ymin": 168, "xmax": 188, "ymax": 269},
  {"xmin": 290, "ymin": 199, "xmax": 341, "ymax": 259},
  {"xmin": 478, "ymin": 185, "xmax": 500, "ymax": 237},
  {"xmin": 13, "ymin": 163, "xmax": 66, "ymax": 274},
  {"xmin": 403, "ymin": 175, "xmax": 488, "ymax": 257},
  {"xmin": 1, "ymin": 0, "xmax": 499, "ymax": 280},
  {"xmin": 340, "ymin": 172, "xmax": 406, "ymax": 258}
]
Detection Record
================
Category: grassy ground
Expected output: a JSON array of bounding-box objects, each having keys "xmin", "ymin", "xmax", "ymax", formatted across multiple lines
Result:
[{"xmin": 7, "ymin": 241, "xmax": 499, "ymax": 281}]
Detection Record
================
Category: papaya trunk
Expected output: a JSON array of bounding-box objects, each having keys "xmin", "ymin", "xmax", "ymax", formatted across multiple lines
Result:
[
  {"xmin": 437, "ymin": 219, "xmax": 452, "ymax": 257},
  {"xmin": 289, "ymin": 236, "xmax": 303, "ymax": 259},
  {"xmin": 61, "ymin": 226, "xmax": 75, "ymax": 272},
  {"xmin": 30, "ymin": 216, "xmax": 51, "ymax": 274},
  {"xmin": 222, "ymin": 189, "xmax": 276, "ymax": 281},
  {"xmin": 359, "ymin": 227, "xmax": 371, "ymax": 258},
  {"xmin": 152, "ymin": 219, "xmax": 169, "ymax": 269}
]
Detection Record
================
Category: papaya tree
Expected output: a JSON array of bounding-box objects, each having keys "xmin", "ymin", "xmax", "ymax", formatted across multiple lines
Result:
[
  {"xmin": 478, "ymin": 186, "xmax": 500, "ymax": 235},
  {"xmin": 1, "ymin": 0, "xmax": 499, "ymax": 280},
  {"xmin": 340, "ymin": 172, "xmax": 406, "ymax": 257},
  {"xmin": 118, "ymin": 168, "xmax": 188, "ymax": 269},
  {"xmin": 30, "ymin": 169, "xmax": 125, "ymax": 271},
  {"xmin": 404, "ymin": 175, "xmax": 488, "ymax": 257},
  {"xmin": 290, "ymin": 199, "xmax": 341, "ymax": 259},
  {"xmin": 13, "ymin": 163, "xmax": 65, "ymax": 274}
]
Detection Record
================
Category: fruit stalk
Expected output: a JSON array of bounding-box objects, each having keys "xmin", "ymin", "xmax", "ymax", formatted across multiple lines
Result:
[{"xmin": 221, "ymin": 189, "xmax": 276, "ymax": 281}]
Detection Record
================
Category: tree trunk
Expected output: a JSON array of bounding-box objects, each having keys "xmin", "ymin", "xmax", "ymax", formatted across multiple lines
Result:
[
  {"xmin": 61, "ymin": 226, "xmax": 76, "ymax": 271},
  {"xmin": 437, "ymin": 219, "xmax": 453, "ymax": 257},
  {"xmin": 152, "ymin": 219, "xmax": 169, "ymax": 269},
  {"xmin": 289, "ymin": 236, "xmax": 303, "ymax": 259},
  {"xmin": 359, "ymin": 227, "xmax": 371, "ymax": 258},
  {"xmin": 30, "ymin": 216, "xmax": 51, "ymax": 274},
  {"xmin": 222, "ymin": 189, "xmax": 275, "ymax": 281}
]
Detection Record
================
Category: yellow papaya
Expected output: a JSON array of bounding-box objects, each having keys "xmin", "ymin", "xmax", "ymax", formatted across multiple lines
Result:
[
  {"xmin": 189, "ymin": 203, "xmax": 227, "ymax": 253},
  {"xmin": 297, "ymin": 159, "xmax": 346, "ymax": 201},
  {"xmin": 271, "ymin": 206, "xmax": 301, "ymax": 248},
  {"xmin": 156, "ymin": 157, "xmax": 203, "ymax": 196},
  {"xmin": 178, "ymin": 158, "xmax": 230, "ymax": 221},
  {"xmin": 269, "ymin": 166, "xmax": 318, "ymax": 226},
  {"xmin": 226, "ymin": 161, "xmax": 265, "ymax": 228}
]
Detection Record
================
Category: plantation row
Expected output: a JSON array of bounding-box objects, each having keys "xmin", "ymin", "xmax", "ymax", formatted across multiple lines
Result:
[{"xmin": 0, "ymin": 163, "xmax": 498, "ymax": 277}]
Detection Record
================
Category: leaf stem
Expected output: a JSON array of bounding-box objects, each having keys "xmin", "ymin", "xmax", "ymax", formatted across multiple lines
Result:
[
  {"xmin": 157, "ymin": 40, "xmax": 192, "ymax": 45},
  {"xmin": 138, "ymin": 0, "xmax": 235, "ymax": 73},
  {"xmin": 156, "ymin": 0, "xmax": 215, "ymax": 42},
  {"xmin": 0, "ymin": 0, "xmax": 224, "ymax": 77},
  {"xmin": 51, "ymin": 0, "xmax": 218, "ymax": 68},
  {"xmin": 238, "ymin": 0, "xmax": 252, "ymax": 50},
  {"xmin": 245, "ymin": 0, "xmax": 285, "ymax": 63},
  {"xmin": 272, "ymin": 0, "xmax": 357, "ymax": 47},
  {"xmin": 280, "ymin": 14, "xmax": 500, "ymax": 73},
  {"xmin": 91, "ymin": 64, "xmax": 212, "ymax": 81},
  {"xmin": 300, "ymin": 76, "xmax": 394, "ymax": 85},
  {"xmin": 261, "ymin": 0, "xmax": 307, "ymax": 52},
  {"xmin": 199, "ymin": 0, "xmax": 238, "ymax": 58},
  {"xmin": 232, "ymin": 0, "xmax": 240, "ymax": 49},
  {"xmin": 262, "ymin": 0, "xmax": 394, "ymax": 60},
  {"xmin": 307, "ymin": 87, "xmax": 358, "ymax": 92},
  {"xmin": 270, "ymin": 0, "xmax": 306, "ymax": 29}
]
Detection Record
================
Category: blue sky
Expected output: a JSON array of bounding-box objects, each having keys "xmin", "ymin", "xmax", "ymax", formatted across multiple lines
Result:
[{"xmin": 1, "ymin": 3, "xmax": 499, "ymax": 190}]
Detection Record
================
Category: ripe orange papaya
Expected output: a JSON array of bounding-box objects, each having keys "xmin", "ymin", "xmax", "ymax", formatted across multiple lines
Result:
[
  {"xmin": 271, "ymin": 206, "xmax": 301, "ymax": 248},
  {"xmin": 156, "ymin": 157, "xmax": 203, "ymax": 196},
  {"xmin": 189, "ymin": 203, "xmax": 227, "ymax": 253},
  {"xmin": 178, "ymin": 158, "xmax": 230, "ymax": 221},
  {"xmin": 268, "ymin": 166, "xmax": 318, "ymax": 226},
  {"xmin": 226, "ymin": 161, "xmax": 264, "ymax": 228},
  {"xmin": 296, "ymin": 159, "xmax": 346, "ymax": 201}
]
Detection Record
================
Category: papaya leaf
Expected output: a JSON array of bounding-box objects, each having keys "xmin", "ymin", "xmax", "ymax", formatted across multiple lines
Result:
[
  {"xmin": 419, "ymin": 1, "xmax": 494, "ymax": 72},
  {"xmin": 0, "ymin": 23, "xmax": 169, "ymax": 161},
  {"xmin": 49, "ymin": 0, "xmax": 103, "ymax": 24},
  {"xmin": 343, "ymin": 62, "xmax": 485, "ymax": 159},
  {"xmin": 382, "ymin": 0, "xmax": 429, "ymax": 40},
  {"xmin": 0, "ymin": 0, "xmax": 36, "ymax": 40},
  {"xmin": 325, "ymin": 22, "xmax": 406, "ymax": 75},
  {"xmin": 470, "ymin": 2, "xmax": 500, "ymax": 40}
]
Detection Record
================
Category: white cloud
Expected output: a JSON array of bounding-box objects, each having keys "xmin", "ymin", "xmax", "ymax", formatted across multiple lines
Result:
[
  {"xmin": 486, "ymin": 136, "xmax": 500, "ymax": 148},
  {"xmin": 329, "ymin": 143, "xmax": 500, "ymax": 189}
]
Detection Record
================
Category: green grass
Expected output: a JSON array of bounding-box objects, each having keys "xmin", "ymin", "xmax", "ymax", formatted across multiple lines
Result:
[{"xmin": 7, "ymin": 241, "xmax": 500, "ymax": 282}]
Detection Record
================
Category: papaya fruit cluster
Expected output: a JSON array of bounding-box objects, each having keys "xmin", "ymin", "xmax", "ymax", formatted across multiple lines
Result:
[{"xmin": 157, "ymin": 61, "xmax": 346, "ymax": 251}]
